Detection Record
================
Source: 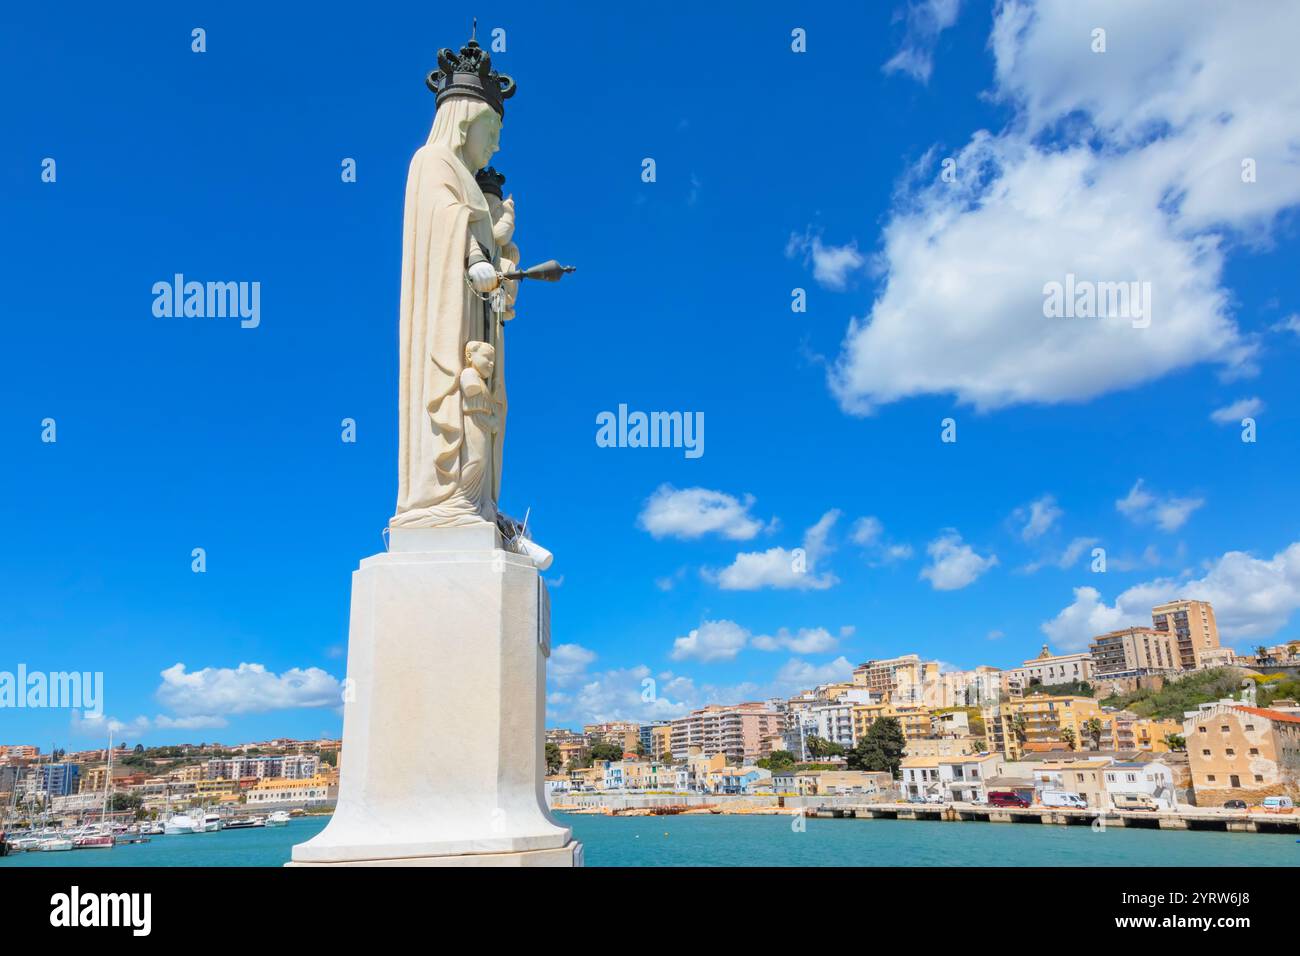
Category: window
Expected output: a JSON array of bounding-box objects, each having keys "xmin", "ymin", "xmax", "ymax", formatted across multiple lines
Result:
[
  {"xmin": 1207, "ymin": 775, "xmax": 1216, "ymax": 782},
  {"xmin": 1249, "ymin": 748, "xmax": 1259, "ymax": 756},
  {"xmin": 1244, "ymin": 724, "xmax": 1255, "ymax": 732},
  {"xmin": 1254, "ymin": 775, "xmax": 1263, "ymax": 783},
  {"xmin": 1202, "ymin": 749, "xmax": 1211, "ymax": 756},
  {"xmin": 1226, "ymin": 749, "xmax": 1235, "ymax": 757}
]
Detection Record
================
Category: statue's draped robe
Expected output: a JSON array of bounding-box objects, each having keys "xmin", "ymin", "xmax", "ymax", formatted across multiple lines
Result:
[{"xmin": 392, "ymin": 133, "xmax": 504, "ymax": 528}]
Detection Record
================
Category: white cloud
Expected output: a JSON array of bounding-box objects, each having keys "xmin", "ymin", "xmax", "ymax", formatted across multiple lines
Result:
[
  {"xmin": 851, "ymin": 516, "xmax": 914, "ymax": 565},
  {"xmin": 1014, "ymin": 494, "xmax": 1062, "ymax": 541},
  {"xmin": 831, "ymin": 0, "xmax": 1300, "ymax": 415},
  {"xmin": 883, "ymin": 0, "xmax": 963, "ymax": 83},
  {"xmin": 751, "ymin": 627, "xmax": 839, "ymax": 655},
  {"xmin": 670, "ymin": 620, "xmax": 750, "ymax": 663},
  {"xmin": 550, "ymin": 643, "xmax": 599, "ymax": 686},
  {"xmin": 1116, "ymin": 478, "xmax": 1203, "ymax": 532},
  {"xmin": 637, "ymin": 484, "xmax": 765, "ymax": 541},
  {"xmin": 786, "ymin": 230, "xmax": 866, "ymax": 290},
  {"xmin": 1210, "ymin": 397, "xmax": 1263, "ymax": 425},
  {"xmin": 1043, "ymin": 541, "xmax": 1300, "ymax": 649},
  {"xmin": 772, "ymin": 656, "xmax": 855, "ymax": 690},
  {"xmin": 155, "ymin": 662, "xmax": 342, "ymax": 716},
  {"xmin": 705, "ymin": 510, "xmax": 840, "ymax": 591},
  {"xmin": 920, "ymin": 530, "xmax": 998, "ymax": 590},
  {"xmin": 1021, "ymin": 535, "xmax": 1100, "ymax": 573}
]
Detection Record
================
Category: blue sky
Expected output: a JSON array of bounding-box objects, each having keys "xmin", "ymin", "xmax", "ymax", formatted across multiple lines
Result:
[{"xmin": 3, "ymin": 1, "xmax": 1299, "ymax": 747}]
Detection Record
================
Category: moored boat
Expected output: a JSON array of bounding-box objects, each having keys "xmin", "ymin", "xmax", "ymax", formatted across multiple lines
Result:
[{"xmin": 265, "ymin": 810, "xmax": 291, "ymax": 827}]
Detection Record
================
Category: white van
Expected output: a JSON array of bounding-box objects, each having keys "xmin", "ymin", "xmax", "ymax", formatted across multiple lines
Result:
[
  {"xmin": 1261, "ymin": 795, "xmax": 1294, "ymax": 813},
  {"xmin": 1040, "ymin": 790, "xmax": 1088, "ymax": 809}
]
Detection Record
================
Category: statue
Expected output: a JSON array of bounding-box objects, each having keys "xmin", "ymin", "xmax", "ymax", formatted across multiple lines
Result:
[
  {"xmin": 390, "ymin": 30, "xmax": 511, "ymax": 532},
  {"xmin": 290, "ymin": 26, "xmax": 581, "ymax": 867}
]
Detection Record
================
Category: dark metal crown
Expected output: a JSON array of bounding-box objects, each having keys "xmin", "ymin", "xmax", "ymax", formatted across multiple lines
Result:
[
  {"xmin": 426, "ymin": 22, "xmax": 516, "ymax": 117},
  {"xmin": 475, "ymin": 166, "xmax": 506, "ymax": 198}
]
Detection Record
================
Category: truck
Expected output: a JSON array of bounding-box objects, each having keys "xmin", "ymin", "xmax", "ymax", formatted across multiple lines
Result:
[{"xmin": 1040, "ymin": 790, "xmax": 1089, "ymax": 809}]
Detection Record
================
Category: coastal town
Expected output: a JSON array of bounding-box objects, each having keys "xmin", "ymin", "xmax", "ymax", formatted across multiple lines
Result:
[
  {"xmin": 3, "ymin": 598, "xmax": 1299, "ymax": 856},
  {"xmin": 545, "ymin": 599, "xmax": 1300, "ymax": 832}
]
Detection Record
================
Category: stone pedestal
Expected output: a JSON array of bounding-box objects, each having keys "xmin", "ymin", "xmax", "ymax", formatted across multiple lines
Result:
[{"xmin": 289, "ymin": 527, "xmax": 580, "ymax": 866}]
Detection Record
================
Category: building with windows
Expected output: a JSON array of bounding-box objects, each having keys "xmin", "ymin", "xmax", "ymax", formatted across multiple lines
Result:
[
  {"xmin": 1183, "ymin": 702, "xmax": 1300, "ymax": 806},
  {"xmin": 982, "ymin": 695, "xmax": 1104, "ymax": 760},
  {"xmin": 1103, "ymin": 760, "xmax": 1176, "ymax": 810},
  {"xmin": 1008, "ymin": 645, "xmax": 1094, "ymax": 693},
  {"xmin": 1151, "ymin": 599, "xmax": 1219, "ymax": 670},
  {"xmin": 1031, "ymin": 757, "xmax": 1115, "ymax": 809},
  {"xmin": 583, "ymin": 721, "xmax": 640, "ymax": 751},
  {"xmin": 244, "ymin": 774, "xmax": 335, "ymax": 807},
  {"xmin": 670, "ymin": 703, "xmax": 783, "ymax": 763},
  {"xmin": 1089, "ymin": 627, "xmax": 1180, "ymax": 678},
  {"xmin": 852, "ymin": 655, "xmax": 940, "ymax": 705}
]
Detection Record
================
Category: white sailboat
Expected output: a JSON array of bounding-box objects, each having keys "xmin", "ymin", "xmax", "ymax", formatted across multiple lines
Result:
[{"xmin": 265, "ymin": 810, "xmax": 291, "ymax": 827}]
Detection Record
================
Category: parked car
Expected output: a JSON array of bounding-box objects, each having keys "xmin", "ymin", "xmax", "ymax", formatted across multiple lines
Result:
[
  {"xmin": 988, "ymin": 790, "xmax": 1031, "ymax": 808},
  {"xmin": 923, "ymin": 793, "xmax": 947, "ymax": 805},
  {"xmin": 1112, "ymin": 793, "xmax": 1158, "ymax": 812},
  {"xmin": 1261, "ymin": 795, "xmax": 1294, "ymax": 813},
  {"xmin": 1222, "ymin": 799, "xmax": 1248, "ymax": 811},
  {"xmin": 1041, "ymin": 790, "xmax": 1089, "ymax": 809}
]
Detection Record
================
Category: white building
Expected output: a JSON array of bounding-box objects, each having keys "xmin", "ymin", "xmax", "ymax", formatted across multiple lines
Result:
[
  {"xmin": 938, "ymin": 753, "xmax": 1005, "ymax": 803},
  {"xmin": 1103, "ymin": 760, "xmax": 1176, "ymax": 810}
]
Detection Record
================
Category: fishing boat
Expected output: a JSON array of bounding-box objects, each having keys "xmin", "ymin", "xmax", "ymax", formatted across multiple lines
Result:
[
  {"xmin": 140, "ymin": 821, "xmax": 165, "ymax": 836},
  {"xmin": 265, "ymin": 810, "xmax": 291, "ymax": 827},
  {"xmin": 200, "ymin": 810, "xmax": 223, "ymax": 832}
]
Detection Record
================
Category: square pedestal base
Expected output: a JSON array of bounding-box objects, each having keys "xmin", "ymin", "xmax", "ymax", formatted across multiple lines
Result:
[{"xmin": 287, "ymin": 841, "xmax": 583, "ymax": 868}]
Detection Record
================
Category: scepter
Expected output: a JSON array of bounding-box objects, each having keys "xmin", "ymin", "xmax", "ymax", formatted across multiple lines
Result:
[{"xmin": 499, "ymin": 259, "xmax": 576, "ymax": 282}]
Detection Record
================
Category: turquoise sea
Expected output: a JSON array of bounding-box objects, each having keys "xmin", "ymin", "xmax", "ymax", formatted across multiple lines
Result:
[{"xmin": 3, "ymin": 814, "xmax": 1296, "ymax": 866}]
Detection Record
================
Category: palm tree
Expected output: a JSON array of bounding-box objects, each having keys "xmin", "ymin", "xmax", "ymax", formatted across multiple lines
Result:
[
  {"xmin": 1061, "ymin": 726, "xmax": 1077, "ymax": 751},
  {"xmin": 1163, "ymin": 733, "xmax": 1186, "ymax": 752},
  {"xmin": 1083, "ymin": 717, "xmax": 1104, "ymax": 751},
  {"xmin": 1010, "ymin": 714, "xmax": 1028, "ymax": 753}
]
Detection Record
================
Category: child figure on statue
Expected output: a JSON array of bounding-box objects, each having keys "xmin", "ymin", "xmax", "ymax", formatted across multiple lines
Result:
[{"xmin": 460, "ymin": 340, "xmax": 503, "ymax": 519}]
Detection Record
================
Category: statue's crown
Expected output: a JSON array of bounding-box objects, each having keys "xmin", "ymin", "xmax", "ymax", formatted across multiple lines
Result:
[
  {"xmin": 427, "ymin": 23, "xmax": 515, "ymax": 117},
  {"xmin": 475, "ymin": 166, "xmax": 506, "ymax": 198}
]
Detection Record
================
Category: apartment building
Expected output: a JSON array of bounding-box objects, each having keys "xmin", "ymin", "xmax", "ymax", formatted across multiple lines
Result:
[
  {"xmin": 1099, "ymin": 714, "xmax": 1182, "ymax": 752},
  {"xmin": 205, "ymin": 754, "xmax": 320, "ymax": 781},
  {"xmin": 1151, "ymin": 599, "xmax": 1220, "ymax": 669},
  {"xmin": 244, "ymin": 774, "xmax": 334, "ymax": 806},
  {"xmin": 982, "ymin": 695, "xmax": 1104, "ymax": 760},
  {"xmin": 853, "ymin": 703, "xmax": 934, "ymax": 744},
  {"xmin": 669, "ymin": 703, "xmax": 783, "ymax": 762},
  {"xmin": 1089, "ymin": 627, "xmax": 1180, "ymax": 678},
  {"xmin": 852, "ymin": 655, "xmax": 940, "ymax": 705},
  {"xmin": 933, "ymin": 666, "xmax": 1002, "ymax": 708},
  {"xmin": 1184, "ymin": 702, "xmax": 1300, "ymax": 806}
]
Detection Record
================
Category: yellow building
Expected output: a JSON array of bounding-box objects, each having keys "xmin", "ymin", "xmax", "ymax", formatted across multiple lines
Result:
[
  {"xmin": 244, "ymin": 774, "xmax": 333, "ymax": 806},
  {"xmin": 1100, "ymin": 714, "xmax": 1182, "ymax": 752},
  {"xmin": 852, "ymin": 703, "xmax": 934, "ymax": 743},
  {"xmin": 1031, "ymin": 758, "xmax": 1114, "ymax": 809},
  {"xmin": 982, "ymin": 695, "xmax": 1104, "ymax": 759}
]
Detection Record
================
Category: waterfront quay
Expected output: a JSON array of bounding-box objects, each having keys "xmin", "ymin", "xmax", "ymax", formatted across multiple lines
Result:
[
  {"xmin": 807, "ymin": 801, "xmax": 1300, "ymax": 834},
  {"xmin": 552, "ymin": 793, "xmax": 1300, "ymax": 835}
]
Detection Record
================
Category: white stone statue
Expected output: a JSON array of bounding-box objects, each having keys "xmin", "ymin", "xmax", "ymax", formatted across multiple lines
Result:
[{"xmin": 391, "ymin": 94, "xmax": 505, "ymax": 531}]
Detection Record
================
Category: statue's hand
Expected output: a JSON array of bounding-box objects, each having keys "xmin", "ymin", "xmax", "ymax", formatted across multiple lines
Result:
[{"xmin": 468, "ymin": 262, "xmax": 499, "ymax": 293}]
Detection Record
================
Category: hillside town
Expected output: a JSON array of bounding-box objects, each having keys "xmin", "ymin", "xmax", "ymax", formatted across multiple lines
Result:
[
  {"xmin": 3, "ymin": 598, "xmax": 1298, "ymax": 851},
  {"xmin": 546, "ymin": 600, "xmax": 1300, "ymax": 819}
]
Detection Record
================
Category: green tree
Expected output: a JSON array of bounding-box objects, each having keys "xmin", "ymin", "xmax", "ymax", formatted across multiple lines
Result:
[
  {"xmin": 1060, "ymin": 726, "xmax": 1077, "ymax": 751},
  {"xmin": 588, "ymin": 740, "xmax": 624, "ymax": 763},
  {"xmin": 1010, "ymin": 713, "xmax": 1028, "ymax": 746},
  {"xmin": 805, "ymin": 736, "xmax": 844, "ymax": 760},
  {"xmin": 1163, "ymin": 733, "xmax": 1186, "ymax": 752},
  {"xmin": 758, "ymin": 750, "xmax": 796, "ymax": 771},
  {"xmin": 544, "ymin": 742, "xmax": 564, "ymax": 775},
  {"xmin": 845, "ymin": 717, "xmax": 906, "ymax": 776},
  {"xmin": 1083, "ymin": 717, "xmax": 1104, "ymax": 750}
]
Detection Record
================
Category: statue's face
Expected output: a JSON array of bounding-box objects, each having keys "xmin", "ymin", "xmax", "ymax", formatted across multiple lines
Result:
[
  {"xmin": 463, "ymin": 109, "xmax": 501, "ymax": 171},
  {"xmin": 469, "ymin": 344, "xmax": 495, "ymax": 379}
]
